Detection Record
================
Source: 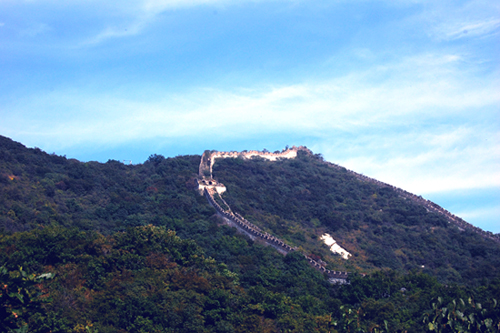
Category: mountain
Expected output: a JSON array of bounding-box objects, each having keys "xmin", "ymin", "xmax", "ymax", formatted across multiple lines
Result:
[
  {"xmin": 1, "ymin": 135, "xmax": 499, "ymax": 333},
  {"xmin": 205, "ymin": 147, "xmax": 500, "ymax": 283}
]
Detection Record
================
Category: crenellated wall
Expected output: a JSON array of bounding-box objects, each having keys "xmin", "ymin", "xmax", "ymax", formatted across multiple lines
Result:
[
  {"xmin": 203, "ymin": 187, "xmax": 349, "ymax": 280},
  {"xmin": 199, "ymin": 146, "xmax": 310, "ymax": 179},
  {"xmin": 196, "ymin": 178, "xmax": 227, "ymax": 195},
  {"xmin": 325, "ymin": 162, "xmax": 500, "ymax": 243}
]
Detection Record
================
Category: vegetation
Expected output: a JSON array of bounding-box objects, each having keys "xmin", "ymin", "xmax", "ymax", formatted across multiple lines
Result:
[
  {"xmin": 213, "ymin": 152, "xmax": 500, "ymax": 284},
  {"xmin": 1, "ymin": 135, "xmax": 499, "ymax": 332}
]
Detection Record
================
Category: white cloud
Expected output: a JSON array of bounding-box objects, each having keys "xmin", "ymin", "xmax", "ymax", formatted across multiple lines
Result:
[
  {"xmin": 83, "ymin": 20, "xmax": 146, "ymax": 45},
  {"xmin": 1, "ymin": 50, "xmax": 498, "ymax": 193},
  {"xmin": 82, "ymin": 0, "xmax": 282, "ymax": 44},
  {"xmin": 337, "ymin": 133, "xmax": 500, "ymax": 194},
  {"xmin": 458, "ymin": 206, "xmax": 500, "ymax": 220},
  {"xmin": 455, "ymin": 206, "xmax": 500, "ymax": 233},
  {"xmin": 419, "ymin": 0, "xmax": 500, "ymax": 41},
  {"xmin": 439, "ymin": 18, "xmax": 500, "ymax": 40},
  {"xmin": 143, "ymin": 0, "xmax": 228, "ymax": 12},
  {"xmin": 4, "ymin": 52, "xmax": 498, "ymax": 135}
]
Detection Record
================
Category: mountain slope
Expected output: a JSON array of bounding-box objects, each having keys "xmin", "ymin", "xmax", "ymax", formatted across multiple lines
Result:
[
  {"xmin": 0, "ymin": 135, "xmax": 210, "ymax": 234},
  {"xmin": 1, "ymin": 135, "xmax": 499, "ymax": 284},
  {"xmin": 1, "ymin": 135, "xmax": 500, "ymax": 332},
  {"xmin": 211, "ymin": 149, "xmax": 500, "ymax": 284}
]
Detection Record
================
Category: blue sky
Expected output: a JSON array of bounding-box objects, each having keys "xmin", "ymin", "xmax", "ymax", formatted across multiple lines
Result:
[{"xmin": 1, "ymin": 0, "xmax": 499, "ymax": 232}]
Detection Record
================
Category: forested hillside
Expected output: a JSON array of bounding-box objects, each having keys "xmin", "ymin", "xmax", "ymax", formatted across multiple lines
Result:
[
  {"xmin": 1, "ymin": 135, "xmax": 499, "ymax": 332},
  {"xmin": 212, "ymin": 151, "xmax": 500, "ymax": 285}
]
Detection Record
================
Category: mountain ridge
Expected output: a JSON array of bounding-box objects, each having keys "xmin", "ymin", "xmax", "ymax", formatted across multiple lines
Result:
[
  {"xmin": 209, "ymin": 148, "xmax": 500, "ymax": 281},
  {"xmin": 1, "ymin": 134, "xmax": 499, "ymax": 283},
  {"xmin": 198, "ymin": 146, "xmax": 498, "ymax": 243},
  {"xmin": 1, "ymin": 134, "xmax": 500, "ymax": 332}
]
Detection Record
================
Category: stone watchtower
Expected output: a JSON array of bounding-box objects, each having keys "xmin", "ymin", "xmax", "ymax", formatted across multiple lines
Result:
[{"xmin": 196, "ymin": 150, "xmax": 227, "ymax": 195}]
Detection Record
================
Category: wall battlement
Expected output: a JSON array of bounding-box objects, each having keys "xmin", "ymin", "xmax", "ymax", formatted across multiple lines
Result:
[
  {"xmin": 203, "ymin": 187, "xmax": 349, "ymax": 281},
  {"xmin": 199, "ymin": 146, "xmax": 310, "ymax": 179},
  {"xmin": 325, "ymin": 162, "xmax": 500, "ymax": 243}
]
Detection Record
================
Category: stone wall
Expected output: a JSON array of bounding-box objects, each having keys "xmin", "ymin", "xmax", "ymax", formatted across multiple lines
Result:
[
  {"xmin": 196, "ymin": 178, "xmax": 226, "ymax": 195},
  {"xmin": 326, "ymin": 162, "xmax": 500, "ymax": 243},
  {"xmin": 203, "ymin": 187, "xmax": 349, "ymax": 280},
  {"xmin": 199, "ymin": 146, "xmax": 310, "ymax": 179},
  {"xmin": 196, "ymin": 146, "xmax": 498, "ymax": 285}
]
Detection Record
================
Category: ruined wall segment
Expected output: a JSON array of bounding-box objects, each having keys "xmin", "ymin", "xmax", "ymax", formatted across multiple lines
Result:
[{"xmin": 321, "ymin": 234, "xmax": 351, "ymax": 260}]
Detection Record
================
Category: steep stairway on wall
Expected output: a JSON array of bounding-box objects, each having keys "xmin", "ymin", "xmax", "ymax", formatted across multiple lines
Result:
[{"xmin": 203, "ymin": 187, "xmax": 349, "ymax": 281}]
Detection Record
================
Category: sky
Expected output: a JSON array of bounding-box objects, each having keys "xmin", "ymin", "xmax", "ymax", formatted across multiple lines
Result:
[{"xmin": 1, "ymin": 0, "xmax": 499, "ymax": 232}]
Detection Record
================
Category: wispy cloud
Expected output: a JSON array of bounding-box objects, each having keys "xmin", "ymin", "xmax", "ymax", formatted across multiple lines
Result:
[
  {"xmin": 83, "ymin": 0, "xmax": 266, "ymax": 45},
  {"xmin": 83, "ymin": 20, "xmax": 146, "ymax": 45},
  {"xmin": 458, "ymin": 206, "xmax": 500, "ymax": 220},
  {"xmin": 143, "ymin": 0, "xmax": 229, "ymax": 12},
  {"xmin": 421, "ymin": 0, "xmax": 500, "ymax": 41},
  {"xmin": 438, "ymin": 18, "xmax": 500, "ymax": 40},
  {"xmin": 2, "ymin": 49, "xmax": 498, "ymax": 194},
  {"xmin": 455, "ymin": 206, "xmax": 500, "ymax": 233},
  {"xmin": 4, "ymin": 52, "xmax": 498, "ymax": 136},
  {"xmin": 338, "ymin": 129, "xmax": 500, "ymax": 194}
]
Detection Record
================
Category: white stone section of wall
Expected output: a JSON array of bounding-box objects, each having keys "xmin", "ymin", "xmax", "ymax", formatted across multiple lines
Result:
[
  {"xmin": 198, "ymin": 183, "xmax": 226, "ymax": 195},
  {"xmin": 320, "ymin": 234, "xmax": 351, "ymax": 260},
  {"xmin": 198, "ymin": 147, "xmax": 306, "ymax": 195},
  {"xmin": 209, "ymin": 148, "xmax": 301, "ymax": 175}
]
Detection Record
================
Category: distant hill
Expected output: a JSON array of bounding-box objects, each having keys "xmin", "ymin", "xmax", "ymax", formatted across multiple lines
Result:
[{"xmin": 1, "ymin": 135, "xmax": 499, "ymax": 332}]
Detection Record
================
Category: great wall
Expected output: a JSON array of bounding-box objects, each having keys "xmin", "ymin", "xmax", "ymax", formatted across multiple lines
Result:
[
  {"xmin": 323, "ymin": 161, "xmax": 500, "ymax": 243},
  {"xmin": 197, "ymin": 146, "xmax": 349, "ymax": 282},
  {"xmin": 196, "ymin": 146, "xmax": 499, "ymax": 283}
]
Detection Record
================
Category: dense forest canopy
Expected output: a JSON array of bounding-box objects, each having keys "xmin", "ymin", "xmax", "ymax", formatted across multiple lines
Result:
[{"xmin": 1, "ymin": 135, "xmax": 499, "ymax": 332}]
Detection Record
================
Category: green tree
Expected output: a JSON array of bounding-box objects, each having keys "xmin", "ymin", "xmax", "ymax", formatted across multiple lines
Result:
[
  {"xmin": 423, "ymin": 297, "xmax": 499, "ymax": 332},
  {"xmin": 0, "ymin": 265, "xmax": 54, "ymax": 332}
]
